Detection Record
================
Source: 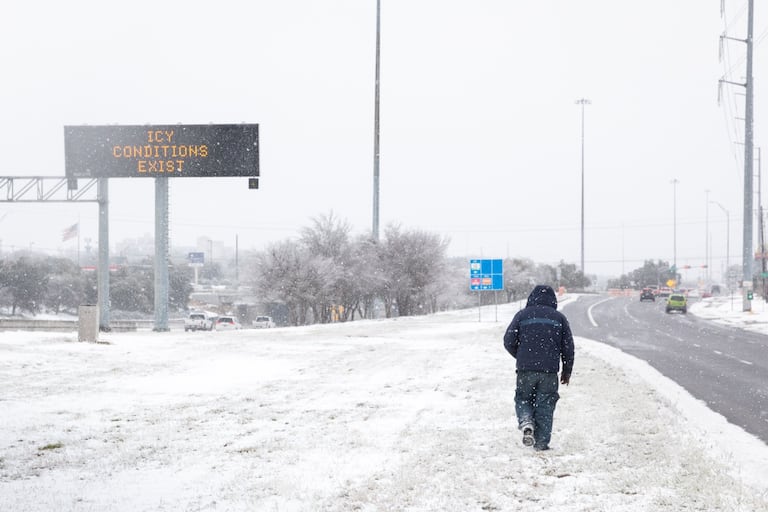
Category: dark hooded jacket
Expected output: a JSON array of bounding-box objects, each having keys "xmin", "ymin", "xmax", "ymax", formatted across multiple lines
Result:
[{"xmin": 503, "ymin": 285, "xmax": 574, "ymax": 377}]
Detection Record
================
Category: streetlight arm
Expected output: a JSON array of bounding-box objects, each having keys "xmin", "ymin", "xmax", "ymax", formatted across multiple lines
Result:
[{"xmin": 710, "ymin": 200, "xmax": 728, "ymax": 217}]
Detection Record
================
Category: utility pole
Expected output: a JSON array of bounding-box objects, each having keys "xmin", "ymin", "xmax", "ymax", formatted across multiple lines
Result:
[
  {"xmin": 743, "ymin": 0, "xmax": 755, "ymax": 311},
  {"xmin": 372, "ymin": 0, "xmax": 381, "ymax": 241},
  {"xmin": 758, "ymin": 147, "xmax": 765, "ymax": 298},
  {"xmin": 719, "ymin": 0, "xmax": 755, "ymax": 310},
  {"xmin": 575, "ymin": 98, "xmax": 590, "ymax": 277}
]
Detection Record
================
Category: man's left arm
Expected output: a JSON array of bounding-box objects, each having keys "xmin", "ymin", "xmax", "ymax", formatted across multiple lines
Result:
[{"xmin": 503, "ymin": 313, "xmax": 522, "ymax": 358}]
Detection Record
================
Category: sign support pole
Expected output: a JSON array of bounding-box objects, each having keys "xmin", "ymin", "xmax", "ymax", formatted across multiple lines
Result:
[
  {"xmin": 97, "ymin": 178, "xmax": 110, "ymax": 331},
  {"xmin": 153, "ymin": 177, "xmax": 170, "ymax": 331}
]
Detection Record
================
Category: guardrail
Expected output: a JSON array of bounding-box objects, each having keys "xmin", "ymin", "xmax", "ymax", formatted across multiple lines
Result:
[
  {"xmin": 0, "ymin": 319, "xmax": 156, "ymax": 332},
  {"xmin": 607, "ymin": 288, "xmax": 635, "ymax": 297},
  {"xmin": 0, "ymin": 318, "xmax": 203, "ymax": 332}
]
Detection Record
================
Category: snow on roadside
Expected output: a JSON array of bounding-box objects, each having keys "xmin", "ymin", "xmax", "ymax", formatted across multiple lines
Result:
[
  {"xmin": 0, "ymin": 300, "xmax": 767, "ymax": 511},
  {"xmin": 689, "ymin": 294, "xmax": 768, "ymax": 335}
]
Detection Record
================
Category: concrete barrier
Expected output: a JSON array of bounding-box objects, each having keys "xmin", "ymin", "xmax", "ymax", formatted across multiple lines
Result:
[{"xmin": 78, "ymin": 305, "xmax": 99, "ymax": 342}]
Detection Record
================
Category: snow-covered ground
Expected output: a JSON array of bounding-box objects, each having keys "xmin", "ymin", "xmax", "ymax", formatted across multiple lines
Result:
[{"xmin": 1, "ymin": 295, "xmax": 767, "ymax": 511}]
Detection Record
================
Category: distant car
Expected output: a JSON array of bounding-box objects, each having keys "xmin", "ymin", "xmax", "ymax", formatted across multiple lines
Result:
[
  {"xmin": 666, "ymin": 294, "xmax": 687, "ymax": 314},
  {"xmin": 214, "ymin": 315, "xmax": 242, "ymax": 331},
  {"xmin": 640, "ymin": 288, "xmax": 655, "ymax": 302},
  {"xmin": 658, "ymin": 287, "xmax": 673, "ymax": 298},
  {"xmin": 252, "ymin": 316, "xmax": 275, "ymax": 328},
  {"xmin": 184, "ymin": 312, "xmax": 214, "ymax": 331}
]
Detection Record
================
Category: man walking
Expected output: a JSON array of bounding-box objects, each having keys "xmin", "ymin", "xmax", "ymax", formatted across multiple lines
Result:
[{"xmin": 503, "ymin": 285, "xmax": 574, "ymax": 451}]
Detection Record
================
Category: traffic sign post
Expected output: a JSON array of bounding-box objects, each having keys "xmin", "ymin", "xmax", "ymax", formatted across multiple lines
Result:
[
  {"xmin": 470, "ymin": 258, "xmax": 504, "ymax": 291},
  {"xmin": 187, "ymin": 252, "xmax": 205, "ymax": 286},
  {"xmin": 469, "ymin": 259, "xmax": 503, "ymax": 322}
]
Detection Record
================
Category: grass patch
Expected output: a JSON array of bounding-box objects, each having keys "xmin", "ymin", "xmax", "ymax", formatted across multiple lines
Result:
[{"xmin": 39, "ymin": 442, "xmax": 64, "ymax": 451}]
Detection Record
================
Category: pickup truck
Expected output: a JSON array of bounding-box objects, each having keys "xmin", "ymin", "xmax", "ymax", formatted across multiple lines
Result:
[
  {"xmin": 184, "ymin": 312, "xmax": 214, "ymax": 331},
  {"xmin": 252, "ymin": 316, "xmax": 275, "ymax": 328}
]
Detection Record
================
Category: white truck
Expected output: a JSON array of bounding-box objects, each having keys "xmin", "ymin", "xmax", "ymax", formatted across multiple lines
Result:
[
  {"xmin": 184, "ymin": 311, "xmax": 214, "ymax": 331},
  {"xmin": 252, "ymin": 315, "xmax": 275, "ymax": 328}
]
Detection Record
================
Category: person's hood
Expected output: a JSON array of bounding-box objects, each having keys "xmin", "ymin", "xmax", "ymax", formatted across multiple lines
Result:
[{"xmin": 526, "ymin": 285, "xmax": 558, "ymax": 309}]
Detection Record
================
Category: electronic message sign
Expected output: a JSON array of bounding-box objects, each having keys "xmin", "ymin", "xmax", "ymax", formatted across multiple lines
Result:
[{"xmin": 64, "ymin": 124, "xmax": 259, "ymax": 178}]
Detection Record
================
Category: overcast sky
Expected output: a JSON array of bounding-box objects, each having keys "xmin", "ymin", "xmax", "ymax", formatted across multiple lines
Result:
[{"xmin": 0, "ymin": 1, "xmax": 764, "ymax": 280}]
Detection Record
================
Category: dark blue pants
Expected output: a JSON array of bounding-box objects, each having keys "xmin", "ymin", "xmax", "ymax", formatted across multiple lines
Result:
[{"xmin": 515, "ymin": 371, "xmax": 560, "ymax": 448}]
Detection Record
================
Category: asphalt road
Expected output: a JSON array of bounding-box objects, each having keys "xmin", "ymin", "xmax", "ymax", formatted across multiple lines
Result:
[{"xmin": 561, "ymin": 294, "xmax": 768, "ymax": 444}]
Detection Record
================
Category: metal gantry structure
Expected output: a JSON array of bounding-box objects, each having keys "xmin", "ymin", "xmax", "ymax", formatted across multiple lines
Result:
[
  {"xmin": 0, "ymin": 176, "xmax": 97, "ymax": 202},
  {"xmin": 0, "ymin": 176, "xmax": 111, "ymax": 330}
]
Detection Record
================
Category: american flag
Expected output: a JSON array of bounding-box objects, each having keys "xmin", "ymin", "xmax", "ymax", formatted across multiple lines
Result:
[{"xmin": 62, "ymin": 223, "xmax": 79, "ymax": 242}]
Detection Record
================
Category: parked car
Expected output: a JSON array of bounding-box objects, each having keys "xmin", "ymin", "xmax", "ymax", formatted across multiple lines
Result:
[
  {"xmin": 184, "ymin": 312, "xmax": 214, "ymax": 331},
  {"xmin": 252, "ymin": 316, "xmax": 275, "ymax": 328},
  {"xmin": 640, "ymin": 288, "xmax": 655, "ymax": 302},
  {"xmin": 666, "ymin": 294, "xmax": 688, "ymax": 314},
  {"xmin": 214, "ymin": 315, "xmax": 242, "ymax": 331}
]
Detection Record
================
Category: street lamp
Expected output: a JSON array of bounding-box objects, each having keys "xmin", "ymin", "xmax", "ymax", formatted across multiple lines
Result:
[
  {"xmin": 710, "ymin": 200, "xmax": 730, "ymax": 289},
  {"xmin": 705, "ymin": 189, "xmax": 710, "ymax": 283},
  {"xmin": 575, "ymin": 98, "xmax": 591, "ymax": 276},
  {"xmin": 671, "ymin": 178, "xmax": 679, "ymax": 270}
]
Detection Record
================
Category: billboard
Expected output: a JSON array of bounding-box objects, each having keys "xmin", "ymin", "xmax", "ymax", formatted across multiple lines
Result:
[
  {"xmin": 64, "ymin": 124, "xmax": 259, "ymax": 178},
  {"xmin": 187, "ymin": 252, "xmax": 205, "ymax": 266}
]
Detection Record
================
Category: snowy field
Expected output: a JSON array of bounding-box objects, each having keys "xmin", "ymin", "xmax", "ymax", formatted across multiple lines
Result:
[{"xmin": 1, "ymin": 296, "xmax": 768, "ymax": 511}]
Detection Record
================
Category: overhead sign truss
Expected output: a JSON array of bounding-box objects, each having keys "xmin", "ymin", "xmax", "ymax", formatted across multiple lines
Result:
[{"xmin": 0, "ymin": 176, "xmax": 98, "ymax": 202}]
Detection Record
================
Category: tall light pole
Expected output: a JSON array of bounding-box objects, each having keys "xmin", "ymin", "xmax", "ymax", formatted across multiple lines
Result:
[
  {"xmin": 671, "ymin": 179, "xmax": 679, "ymax": 272},
  {"xmin": 372, "ymin": 0, "xmax": 381, "ymax": 241},
  {"xmin": 576, "ymin": 98, "xmax": 591, "ymax": 276}
]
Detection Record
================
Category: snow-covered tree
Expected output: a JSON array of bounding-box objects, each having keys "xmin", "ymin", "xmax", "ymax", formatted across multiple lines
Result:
[
  {"xmin": 379, "ymin": 225, "xmax": 449, "ymax": 317},
  {"xmin": 503, "ymin": 257, "xmax": 538, "ymax": 301},
  {"xmin": 43, "ymin": 257, "xmax": 86, "ymax": 314},
  {"xmin": 250, "ymin": 240, "xmax": 317, "ymax": 325},
  {"xmin": 300, "ymin": 212, "xmax": 354, "ymax": 323},
  {"xmin": 557, "ymin": 260, "xmax": 592, "ymax": 290},
  {"xmin": 0, "ymin": 256, "xmax": 50, "ymax": 315}
]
